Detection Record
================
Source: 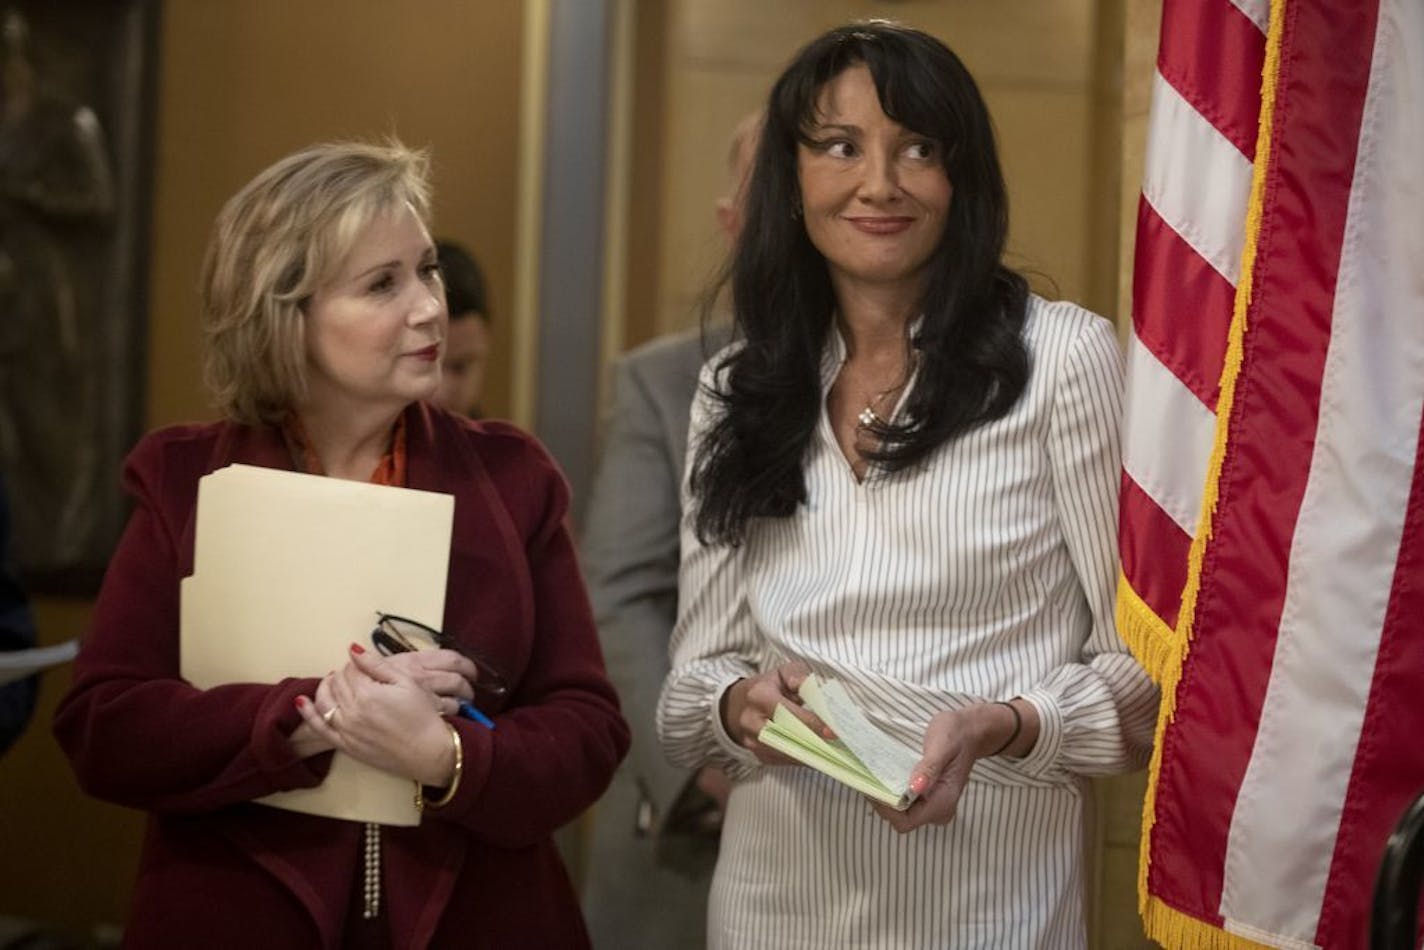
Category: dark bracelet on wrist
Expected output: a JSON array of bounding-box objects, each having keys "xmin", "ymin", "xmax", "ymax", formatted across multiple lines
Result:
[
  {"xmin": 988, "ymin": 700, "xmax": 1023, "ymax": 757},
  {"xmin": 718, "ymin": 679, "xmax": 740, "ymax": 730}
]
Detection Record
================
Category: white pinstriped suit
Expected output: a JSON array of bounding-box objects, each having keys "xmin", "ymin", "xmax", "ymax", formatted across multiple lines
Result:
[{"xmin": 658, "ymin": 297, "xmax": 1158, "ymax": 949}]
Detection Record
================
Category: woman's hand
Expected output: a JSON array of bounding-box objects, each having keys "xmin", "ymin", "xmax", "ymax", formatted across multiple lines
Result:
[
  {"xmin": 294, "ymin": 644, "xmax": 456, "ymax": 788},
  {"xmin": 287, "ymin": 716, "xmax": 338, "ymax": 759},
  {"xmin": 872, "ymin": 700, "xmax": 1035, "ymax": 833},
  {"xmin": 719, "ymin": 660, "xmax": 833, "ymax": 766},
  {"xmin": 364, "ymin": 647, "xmax": 482, "ymax": 715},
  {"xmin": 286, "ymin": 672, "xmax": 344, "ymax": 758}
]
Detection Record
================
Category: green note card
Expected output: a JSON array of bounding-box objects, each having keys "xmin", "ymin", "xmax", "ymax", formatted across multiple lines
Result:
[{"xmin": 757, "ymin": 673, "xmax": 921, "ymax": 810}]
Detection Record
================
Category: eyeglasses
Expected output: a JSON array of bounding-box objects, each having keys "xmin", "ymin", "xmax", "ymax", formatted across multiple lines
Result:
[{"xmin": 370, "ymin": 612, "xmax": 509, "ymax": 699}]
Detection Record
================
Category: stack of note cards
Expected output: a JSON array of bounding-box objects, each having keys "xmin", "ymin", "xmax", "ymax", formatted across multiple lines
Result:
[
  {"xmin": 181, "ymin": 464, "xmax": 454, "ymax": 826},
  {"xmin": 757, "ymin": 673, "xmax": 922, "ymax": 811}
]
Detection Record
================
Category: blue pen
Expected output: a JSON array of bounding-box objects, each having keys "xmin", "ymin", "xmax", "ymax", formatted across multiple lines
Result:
[{"xmin": 458, "ymin": 700, "xmax": 496, "ymax": 730}]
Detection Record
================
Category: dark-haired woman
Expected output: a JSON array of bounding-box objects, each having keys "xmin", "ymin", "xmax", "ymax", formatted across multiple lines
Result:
[{"xmin": 657, "ymin": 21, "xmax": 1156, "ymax": 949}]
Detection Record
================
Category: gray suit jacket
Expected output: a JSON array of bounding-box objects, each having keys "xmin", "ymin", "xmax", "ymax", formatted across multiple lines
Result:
[{"xmin": 580, "ymin": 326, "xmax": 728, "ymax": 947}]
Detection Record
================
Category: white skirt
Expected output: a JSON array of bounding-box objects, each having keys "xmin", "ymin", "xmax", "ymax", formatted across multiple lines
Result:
[{"xmin": 707, "ymin": 766, "xmax": 1090, "ymax": 950}]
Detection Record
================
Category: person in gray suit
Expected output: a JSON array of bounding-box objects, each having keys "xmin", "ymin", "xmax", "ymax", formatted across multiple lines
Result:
[{"xmin": 581, "ymin": 113, "xmax": 759, "ymax": 948}]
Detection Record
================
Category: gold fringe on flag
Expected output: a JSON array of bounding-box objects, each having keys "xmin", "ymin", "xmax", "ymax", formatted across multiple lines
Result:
[
  {"xmin": 1115, "ymin": 573, "xmax": 1177, "ymax": 683},
  {"xmin": 1141, "ymin": 898, "xmax": 1278, "ymax": 950},
  {"xmin": 1137, "ymin": 0, "xmax": 1290, "ymax": 942}
]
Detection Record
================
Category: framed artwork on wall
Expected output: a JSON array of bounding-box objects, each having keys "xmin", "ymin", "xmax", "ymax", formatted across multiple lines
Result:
[{"xmin": 0, "ymin": 0, "xmax": 160, "ymax": 595}]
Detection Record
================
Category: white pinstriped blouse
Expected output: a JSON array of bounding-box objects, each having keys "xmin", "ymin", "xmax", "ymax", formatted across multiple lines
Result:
[{"xmin": 657, "ymin": 297, "xmax": 1158, "ymax": 949}]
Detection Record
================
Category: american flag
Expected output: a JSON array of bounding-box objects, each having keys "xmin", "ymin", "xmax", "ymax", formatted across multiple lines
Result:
[{"xmin": 1117, "ymin": 0, "xmax": 1424, "ymax": 946}]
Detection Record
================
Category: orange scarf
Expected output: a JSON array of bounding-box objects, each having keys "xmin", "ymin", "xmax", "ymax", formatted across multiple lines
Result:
[{"xmin": 282, "ymin": 413, "xmax": 408, "ymax": 487}]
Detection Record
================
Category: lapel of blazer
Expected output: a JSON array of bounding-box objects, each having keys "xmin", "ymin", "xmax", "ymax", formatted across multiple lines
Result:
[{"xmin": 410, "ymin": 405, "xmax": 535, "ymax": 650}]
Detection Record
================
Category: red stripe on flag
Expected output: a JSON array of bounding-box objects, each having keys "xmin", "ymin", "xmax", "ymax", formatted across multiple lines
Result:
[
  {"xmin": 1317, "ymin": 409, "xmax": 1424, "ymax": 948},
  {"xmin": 1132, "ymin": 199, "xmax": 1235, "ymax": 411},
  {"xmin": 1157, "ymin": 0, "xmax": 1266, "ymax": 158},
  {"xmin": 1146, "ymin": 0, "xmax": 1379, "ymax": 927},
  {"xmin": 1119, "ymin": 471, "xmax": 1190, "ymax": 630}
]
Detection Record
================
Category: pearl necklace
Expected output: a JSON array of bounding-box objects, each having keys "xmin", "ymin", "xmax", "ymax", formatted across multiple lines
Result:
[{"xmin": 363, "ymin": 821, "xmax": 381, "ymax": 918}]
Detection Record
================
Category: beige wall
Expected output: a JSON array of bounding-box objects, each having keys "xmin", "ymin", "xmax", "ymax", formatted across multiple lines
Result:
[
  {"xmin": 1094, "ymin": 1, "xmax": 1163, "ymax": 946},
  {"xmin": 147, "ymin": 1, "xmax": 524, "ymax": 427},
  {"xmin": 1, "ymin": 2, "xmax": 523, "ymax": 934}
]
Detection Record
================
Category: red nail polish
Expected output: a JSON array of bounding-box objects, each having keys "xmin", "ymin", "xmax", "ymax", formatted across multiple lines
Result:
[
  {"xmin": 350, "ymin": 643, "xmax": 366, "ymax": 655},
  {"xmin": 909, "ymin": 774, "xmax": 928, "ymax": 795},
  {"xmin": 294, "ymin": 696, "xmax": 306, "ymax": 709}
]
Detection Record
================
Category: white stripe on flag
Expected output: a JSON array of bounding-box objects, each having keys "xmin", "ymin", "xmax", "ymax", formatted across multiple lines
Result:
[
  {"xmin": 1227, "ymin": 0, "xmax": 1271, "ymax": 33},
  {"xmin": 1220, "ymin": 1, "xmax": 1424, "ymax": 942},
  {"xmin": 1142, "ymin": 71, "xmax": 1255, "ymax": 285},
  {"xmin": 1122, "ymin": 334, "xmax": 1216, "ymax": 536}
]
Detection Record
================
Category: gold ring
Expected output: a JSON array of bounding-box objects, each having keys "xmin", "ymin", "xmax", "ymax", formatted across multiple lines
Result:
[{"xmin": 322, "ymin": 705, "xmax": 339, "ymax": 725}]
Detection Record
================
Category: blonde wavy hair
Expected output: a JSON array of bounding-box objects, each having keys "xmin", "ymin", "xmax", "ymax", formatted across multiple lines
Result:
[{"xmin": 199, "ymin": 140, "xmax": 433, "ymax": 425}]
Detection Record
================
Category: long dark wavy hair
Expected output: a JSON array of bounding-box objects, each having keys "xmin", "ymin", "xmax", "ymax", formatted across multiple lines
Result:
[{"xmin": 691, "ymin": 21, "xmax": 1031, "ymax": 546}]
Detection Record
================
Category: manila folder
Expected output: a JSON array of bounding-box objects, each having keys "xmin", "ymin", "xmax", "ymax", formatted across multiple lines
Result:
[{"xmin": 180, "ymin": 464, "xmax": 453, "ymax": 826}]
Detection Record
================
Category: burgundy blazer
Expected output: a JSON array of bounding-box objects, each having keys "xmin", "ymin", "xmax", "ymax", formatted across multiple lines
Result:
[{"xmin": 54, "ymin": 404, "xmax": 629, "ymax": 949}]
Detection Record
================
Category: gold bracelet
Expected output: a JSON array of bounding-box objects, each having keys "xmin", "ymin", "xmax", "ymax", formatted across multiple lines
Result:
[{"xmin": 413, "ymin": 721, "xmax": 463, "ymax": 812}]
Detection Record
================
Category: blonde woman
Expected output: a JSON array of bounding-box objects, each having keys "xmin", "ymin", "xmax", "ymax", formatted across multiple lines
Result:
[{"xmin": 55, "ymin": 141, "xmax": 627, "ymax": 948}]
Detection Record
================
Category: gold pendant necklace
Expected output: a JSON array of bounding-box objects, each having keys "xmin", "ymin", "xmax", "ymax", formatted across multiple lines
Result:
[
  {"xmin": 852, "ymin": 350, "xmax": 917, "ymax": 431},
  {"xmin": 857, "ymin": 404, "xmax": 888, "ymax": 429}
]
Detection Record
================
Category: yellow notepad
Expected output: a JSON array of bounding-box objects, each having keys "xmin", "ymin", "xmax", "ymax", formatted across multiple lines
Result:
[{"xmin": 757, "ymin": 673, "xmax": 922, "ymax": 811}]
